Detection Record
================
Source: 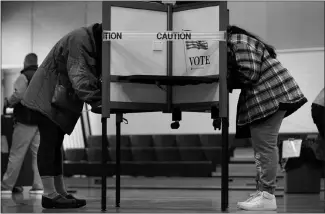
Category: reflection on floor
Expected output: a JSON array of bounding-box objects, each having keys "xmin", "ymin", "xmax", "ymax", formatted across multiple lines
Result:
[{"xmin": 1, "ymin": 187, "xmax": 325, "ymax": 213}]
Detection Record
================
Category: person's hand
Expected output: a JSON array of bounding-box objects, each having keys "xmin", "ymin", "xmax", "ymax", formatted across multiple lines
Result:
[{"xmin": 90, "ymin": 101, "xmax": 102, "ymax": 114}]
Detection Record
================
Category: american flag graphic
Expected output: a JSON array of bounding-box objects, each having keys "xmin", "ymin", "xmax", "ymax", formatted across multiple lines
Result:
[{"xmin": 185, "ymin": 40, "xmax": 208, "ymax": 50}]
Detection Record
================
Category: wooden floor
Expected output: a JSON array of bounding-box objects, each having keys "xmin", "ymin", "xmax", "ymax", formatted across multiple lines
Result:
[
  {"xmin": 1, "ymin": 186, "xmax": 325, "ymax": 213},
  {"xmin": 2, "ymin": 148, "xmax": 324, "ymax": 213}
]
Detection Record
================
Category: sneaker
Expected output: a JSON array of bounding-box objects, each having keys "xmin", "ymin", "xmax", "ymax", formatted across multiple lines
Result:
[
  {"xmin": 42, "ymin": 195, "xmax": 77, "ymax": 209},
  {"xmin": 237, "ymin": 190, "xmax": 260, "ymax": 206},
  {"xmin": 29, "ymin": 187, "xmax": 44, "ymax": 194},
  {"xmin": 237, "ymin": 191, "xmax": 277, "ymax": 211},
  {"xmin": 1, "ymin": 186, "xmax": 12, "ymax": 194}
]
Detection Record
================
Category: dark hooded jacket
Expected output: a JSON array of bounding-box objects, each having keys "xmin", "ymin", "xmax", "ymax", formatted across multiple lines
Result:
[{"xmin": 22, "ymin": 23, "xmax": 102, "ymax": 134}]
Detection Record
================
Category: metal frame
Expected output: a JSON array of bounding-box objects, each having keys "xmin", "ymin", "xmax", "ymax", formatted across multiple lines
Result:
[
  {"xmin": 219, "ymin": 3, "xmax": 229, "ymax": 211},
  {"xmin": 173, "ymin": 1, "xmax": 220, "ymax": 12},
  {"xmin": 101, "ymin": 1, "xmax": 229, "ymax": 211}
]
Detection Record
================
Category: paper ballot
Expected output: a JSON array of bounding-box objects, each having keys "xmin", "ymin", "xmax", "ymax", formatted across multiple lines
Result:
[
  {"xmin": 182, "ymin": 30, "xmax": 219, "ymax": 76},
  {"xmin": 282, "ymin": 138, "xmax": 303, "ymax": 158}
]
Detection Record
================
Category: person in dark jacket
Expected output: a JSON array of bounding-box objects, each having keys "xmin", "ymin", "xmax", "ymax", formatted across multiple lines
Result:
[
  {"xmin": 227, "ymin": 25, "xmax": 307, "ymax": 211},
  {"xmin": 311, "ymin": 88, "xmax": 324, "ymax": 160},
  {"xmin": 21, "ymin": 23, "xmax": 102, "ymax": 209},
  {"xmin": 1, "ymin": 53, "xmax": 43, "ymax": 194},
  {"xmin": 312, "ymin": 88, "xmax": 324, "ymax": 138}
]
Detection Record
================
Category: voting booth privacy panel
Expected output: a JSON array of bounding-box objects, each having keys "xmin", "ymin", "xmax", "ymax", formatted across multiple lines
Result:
[
  {"xmin": 100, "ymin": 1, "xmax": 230, "ymax": 211},
  {"xmin": 102, "ymin": 1, "xmax": 228, "ymax": 118}
]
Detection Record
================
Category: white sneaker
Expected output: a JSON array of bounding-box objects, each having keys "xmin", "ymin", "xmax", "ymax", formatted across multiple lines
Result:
[
  {"xmin": 29, "ymin": 187, "xmax": 44, "ymax": 194},
  {"xmin": 237, "ymin": 190, "xmax": 260, "ymax": 207},
  {"xmin": 237, "ymin": 191, "xmax": 277, "ymax": 211}
]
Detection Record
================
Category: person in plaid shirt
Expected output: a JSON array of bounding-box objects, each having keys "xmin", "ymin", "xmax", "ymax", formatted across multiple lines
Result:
[{"xmin": 227, "ymin": 25, "xmax": 307, "ymax": 211}]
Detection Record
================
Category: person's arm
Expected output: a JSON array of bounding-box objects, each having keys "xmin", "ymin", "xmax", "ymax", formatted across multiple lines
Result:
[
  {"xmin": 66, "ymin": 38, "xmax": 101, "ymax": 106},
  {"xmin": 232, "ymin": 42, "xmax": 263, "ymax": 86},
  {"xmin": 7, "ymin": 74, "xmax": 28, "ymax": 107}
]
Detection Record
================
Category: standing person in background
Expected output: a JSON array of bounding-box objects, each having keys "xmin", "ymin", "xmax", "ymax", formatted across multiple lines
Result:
[
  {"xmin": 1, "ymin": 53, "xmax": 43, "ymax": 194},
  {"xmin": 227, "ymin": 25, "xmax": 307, "ymax": 211},
  {"xmin": 21, "ymin": 23, "xmax": 102, "ymax": 209}
]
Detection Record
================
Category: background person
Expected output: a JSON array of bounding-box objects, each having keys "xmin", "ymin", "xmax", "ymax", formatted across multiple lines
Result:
[{"xmin": 1, "ymin": 53, "xmax": 43, "ymax": 194}]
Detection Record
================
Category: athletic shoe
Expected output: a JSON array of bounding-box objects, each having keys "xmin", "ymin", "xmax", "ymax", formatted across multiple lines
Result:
[
  {"xmin": 29, "ymin": 187, "xmax": 44, "ymax": 194},
  {"xmin": 42, "ymin": 195, "xmax": 77, "ymax": 209},
  {"xmin": 237, "ymin": 191, "xmax": 277, "ymax": 211}
]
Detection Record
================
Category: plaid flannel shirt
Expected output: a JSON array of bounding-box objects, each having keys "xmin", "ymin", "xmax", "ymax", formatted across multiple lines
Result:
[{"xmin": 228, "ymin": 34, "xmax": 307, "ymax": 127}]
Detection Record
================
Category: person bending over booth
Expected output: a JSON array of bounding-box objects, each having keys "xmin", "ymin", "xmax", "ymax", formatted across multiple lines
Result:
[
  {"xmin": 311, "ymin": 88, "xmax": 325, "ymax": 160},
  {"xmin": 21, "ymin": 23, "xmax": 102, "ymax": 209},
  {"xmin": 227, "ymin": 25, "xmax": 307, "ymax": 211}
]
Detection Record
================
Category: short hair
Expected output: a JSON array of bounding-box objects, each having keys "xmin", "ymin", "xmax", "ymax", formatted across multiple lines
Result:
[{"xmin": 24, "ymin": 53, "xmax": 38, "ymax": 66}]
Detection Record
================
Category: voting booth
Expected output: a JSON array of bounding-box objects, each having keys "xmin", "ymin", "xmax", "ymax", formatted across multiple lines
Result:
[{"xmin": 99, "ymin": 1, "xmax": 229, "ymax": 211}]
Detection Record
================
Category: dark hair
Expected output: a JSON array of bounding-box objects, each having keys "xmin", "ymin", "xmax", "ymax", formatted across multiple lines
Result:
[
  {"xmin": 227, "ymin": 25, "xmax": 277, "ymax": 58},
  {"xmin": 24, "ymin": 53, "xmax": 38, "ymax": 66}
]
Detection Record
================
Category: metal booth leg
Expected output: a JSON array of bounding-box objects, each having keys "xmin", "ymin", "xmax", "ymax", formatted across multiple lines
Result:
[
  {"xmin": 221, "ymin": 117, "xmax": 229, "ymax": 211},
  {"xmin": 115, "ymin": 113, "xmax": 123, "ymax": 208},
  {"xmin": 101, "ymin": 117, "xmax": 108, "ymax": 211}
]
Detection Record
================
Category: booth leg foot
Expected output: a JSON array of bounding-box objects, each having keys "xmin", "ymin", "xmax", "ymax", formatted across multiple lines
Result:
[
  {"xmin": 115, "ymin": 113, "xmax": 123, "ymax": 208},
  {"xmin": 101, "ymin": 118, "xmax": 108, "ymax": 211},
  {"xmin": 221, "ymin": 117, "xmax": 229, "ymax": 211}
]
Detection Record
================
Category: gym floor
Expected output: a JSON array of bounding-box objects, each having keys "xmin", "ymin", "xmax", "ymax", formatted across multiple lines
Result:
[
  {"xmin": 2, "ymin": 148, "xmax": 324, "ymax": 213},
  {"xmin": 1, "ymin": 187, "xmax": 324, "ymax": 213}
]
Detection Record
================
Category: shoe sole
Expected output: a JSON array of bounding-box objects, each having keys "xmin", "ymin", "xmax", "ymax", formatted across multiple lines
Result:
[
  {"xmin": 238, "ymin": 205, "xmax": 277, "ymax": 211},
  {"xmin": 30, "ymin": 191, "xmax": 44, "ymax": 194},
  {"xmin": 76, "ymin": 203, "xmax": 86, "ymax": 208},
  {"xmin": 1, "ymin": 191, "xmax": 12, "ymax": 194},
  {"xmin": 42, "ymin": 201, "xmax": 84, "ymax": 209},
  {"xmin": 42, "ymin": 204, "xmax": 78, "ymax": 209},
  {"xmin": 42, "ymin": 199, "xmax": 78, "ymax": 209}
]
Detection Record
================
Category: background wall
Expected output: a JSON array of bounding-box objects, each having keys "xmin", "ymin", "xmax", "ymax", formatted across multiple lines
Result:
[
  {"xmin": 1, "ymin": 1, "xmax": 324, "ymax": 137},
  {"xmin": 228, "ymin": 1, "xmax": 325, "ymax": 49},
  {"xmin": 2, "ymin": 1, "xmax": 324, "ymax": 68}
]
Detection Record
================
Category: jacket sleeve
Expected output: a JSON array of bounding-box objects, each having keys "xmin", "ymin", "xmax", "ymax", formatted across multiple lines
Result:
[
  {"xmin": 232, "ymin": 43, "xmax": 262, "ymax": 86},
  {"xmin": 7, "ymin": 74, "xmax": 28, "ymax": 107},
  {"xmin": 66, "ymin": 39, "xmax": 101, "ymax": 106}
]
